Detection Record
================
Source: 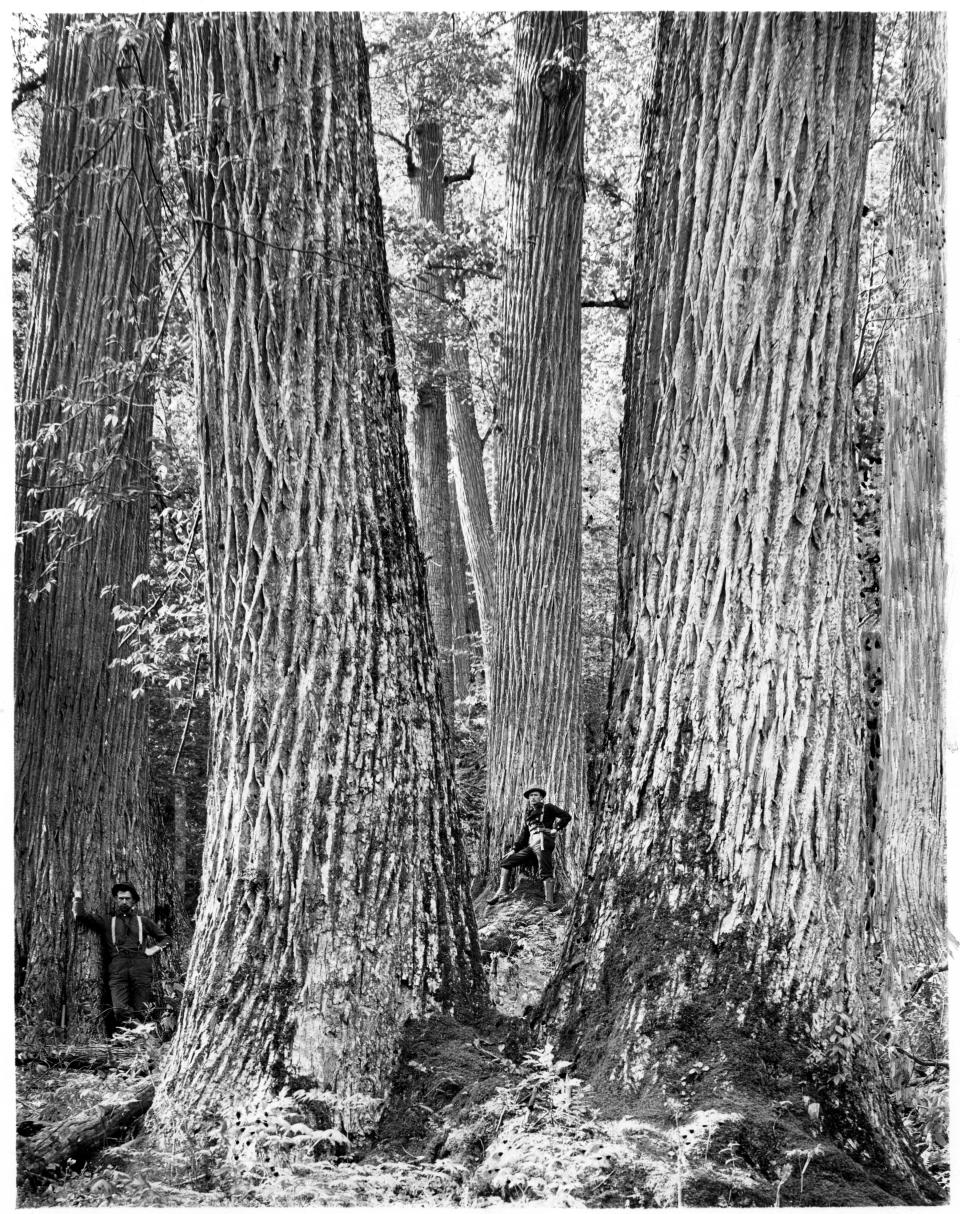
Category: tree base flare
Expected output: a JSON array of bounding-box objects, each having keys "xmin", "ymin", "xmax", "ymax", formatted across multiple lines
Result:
[{"xmin": 537, "ymin": 974, "xmax": 940, "ymax": 1205}]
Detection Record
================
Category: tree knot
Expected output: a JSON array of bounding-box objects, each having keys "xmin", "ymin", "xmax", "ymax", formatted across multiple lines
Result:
[{"xmin": 536, "ymin": 53, "xmax": 583, "ymax": 103}]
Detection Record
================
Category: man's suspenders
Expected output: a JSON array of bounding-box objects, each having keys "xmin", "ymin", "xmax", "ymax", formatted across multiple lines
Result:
[{"xmin": 110, "ymin": 915, "xmax": 144, "ymax": 950}]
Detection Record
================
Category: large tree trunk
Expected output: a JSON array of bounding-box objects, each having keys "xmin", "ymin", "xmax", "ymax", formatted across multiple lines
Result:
[
  {"xmin": 407, "ymin": 115, "xmax": 456, "ymax": 716},
  {"xmin": 153, "ymin": 14, "xmax": 485, "ymax": 1139},
  {"xmin": 15, "ymin": 15, "xmax": 163, "ymax": 1025},
  {"xmin": 875, "ymin": 12, "xmax": 946, "ymax": 978},
  {"xmin": 540, "ymin": 12, "xmax": 931, "ymax": 1198},
  {"xmin": 484, "ymin": 12, "xmax": 588, "ymax": 885}
]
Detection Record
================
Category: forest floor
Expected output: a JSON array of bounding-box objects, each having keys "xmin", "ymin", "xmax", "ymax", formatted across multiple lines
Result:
[{"xmin": 15, "ymin": 879, "xmax": 948, "ymax": 1208}]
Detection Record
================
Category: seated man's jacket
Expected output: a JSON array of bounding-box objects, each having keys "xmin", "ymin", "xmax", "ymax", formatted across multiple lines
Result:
[{"xmin": 510, "ymin": 802, "xmax": 571, "ymax": 851}]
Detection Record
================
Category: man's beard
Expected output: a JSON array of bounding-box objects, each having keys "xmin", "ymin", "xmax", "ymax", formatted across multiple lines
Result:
[{"xmin": 117, "ymin": 905, "xmax": 133, "ymax": 916}]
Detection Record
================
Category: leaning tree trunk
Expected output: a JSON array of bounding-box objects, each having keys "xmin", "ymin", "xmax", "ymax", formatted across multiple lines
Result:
[
  {"xmin": 875, "ymin": 11, "xmax": 946, "ymax": 979},
  {"xmin": 15, "ymin": 15, "xmax": 163, "ymax": 1026},
  {"xmin": 448, "ymin": 298, "xmax": 496, "ymax": 671},
  {"xmin": 449, "ymin": 473, "xmax": 473, "ymax": 701},
  {"xmin": 484, "ymin": 12, "xmax": 588, "ymax": 885},
  {"xmin": 407, "ymin": 114, "xmax": 455, "ymax": 717},
  {"xmin": 540, "ymin": 12, "xmax": 931, "ymax": 1198},
  {"xmin": 153, "ymin": 14, "xmax": 485, "ymax": 1139}
]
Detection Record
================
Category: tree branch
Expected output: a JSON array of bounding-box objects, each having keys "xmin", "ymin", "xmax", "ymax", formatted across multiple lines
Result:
[
  {"xmin": 376, "ymin": 127, "xmax": 407, "ymax": 150},
  {"xmin": 172, "ymin": 644, "xmax": 204, "ymax": 776},
  {"xmin": 909, "ymin": 962, "xmax": 948, "ymax": 998},
  {"xmin": 444, "ymin": 152, "xmax": 476, "ymax": 188},
  {"xmin": 894, "ymin": 1045, "xmax": 948, "ymax": 1071},
  {"xmin": 582, "ymin": 293, "xmax": 631, "ymax": 310}
]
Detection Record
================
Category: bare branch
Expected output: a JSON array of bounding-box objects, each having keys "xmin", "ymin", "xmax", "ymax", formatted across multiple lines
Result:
[
  {"xmin": 582, "ymin": 293, "xmax": 631, "ymax": 310},
  {"xmin": 172, "ymin": 644, "xmax": 204, "ymax": 776},
  {"xmin": 444, "ymin": 152, "xmax": 476, "ymax": 188},
  {"xmin": 909, "ymin": 962, "xmax": 948, "ymax": 998},
  {"xmin": 376, "ymin": 127, "xmax": 407, "ymax": 150},
  {"xmin": 894, "ymin": 1045, "xmax": 948, "ymax": 1071}
]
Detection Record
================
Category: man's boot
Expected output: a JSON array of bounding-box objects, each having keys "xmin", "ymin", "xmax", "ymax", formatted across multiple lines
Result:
[
  {"xmin": 543, "ymin": 879, "xmax": 556, "ymax": 910},
  {"xmin": 488, "ymin": 873, "xmax": 511, "ymax": 905}
]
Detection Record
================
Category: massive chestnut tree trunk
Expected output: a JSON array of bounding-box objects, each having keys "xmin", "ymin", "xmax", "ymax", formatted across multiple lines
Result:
[
  {"xmin": 407, "ymin": 114, "xmax": 455, "ymax": 715},
  {"xmin": 484, "ymin": 12, "xmax": 588, "ymax": 885},
  {"xmin": 541, "ymin": 13, "xmax": 930, "ymax": 1198},
  {"xmin": 154, "ymin": 14, "xmax": 484, "ymax": 1137},
  {"xmin": 875, "ymin": 12, "xmax": 946, "ymax": 976},
  {"xmin": 15, "ymin": 15, "xmax": 163, "ymax": 1025}
]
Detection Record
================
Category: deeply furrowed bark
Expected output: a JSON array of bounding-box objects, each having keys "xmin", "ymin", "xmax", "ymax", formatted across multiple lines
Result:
[
  {"xmin": 540, "ymin": 12, "xmax": 928, "ymax": 1191},
  {"xmin": 485, "ymin": 12, "xmax": 588, "ymax": 885},
  {"xmin": 407, "ymin": 115, "xmax": 456, "ymax": 717},
  {"xmin": 15, "ymin": 15, "xmax": 163, "ymax": 1025},
  {"xmin": 875, "ymin": 12, "xmax": 946, "ymax": 978},
  {"xmin": 153, "ymin": 14, "xmax": 485, "ymax": 1138}
]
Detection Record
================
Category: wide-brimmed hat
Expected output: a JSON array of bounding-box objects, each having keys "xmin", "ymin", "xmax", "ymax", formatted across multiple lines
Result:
[
  {"xmin": 111, "ymin": 882, "xmax": 140, "ymax": 903},
  {"xmin": 523, "ymin": 786, "xmax": 546, "ymax": 798}
]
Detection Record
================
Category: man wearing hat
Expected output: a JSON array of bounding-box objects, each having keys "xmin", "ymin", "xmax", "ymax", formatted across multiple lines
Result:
[
  {"xmin": 488, "ymin": 785, "xmax": 571, "ymax": 911},
  {"xmin": 71, "ymin": 880, "xmax": 171, "ymax": 1026}
]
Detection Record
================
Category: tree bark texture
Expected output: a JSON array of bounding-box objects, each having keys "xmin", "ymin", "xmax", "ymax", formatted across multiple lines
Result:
[
  {"xmin": 539, "ymin": 12, "xmax": 924, "ymax": 1186},
  {"xmin": 155, "ymin": 14, "xmax": 485, "ymax": 1138},
  {"xmin": 484, "ymin": 12, "xmax": 588, "ymax": 885},
  {"xmin": 448, "ymin": 311, "xmax": 496, "ymax": 672},
  {"xmin": 876, "ymin": 12, "xmax": 946, "ymax": 975},
  {"xmin": 15, "ymin": 15, "xmax": 163, "ymax": 1024},
  {"xmin": 407, "ymin": 116, "xmax": 456, "ymax": 717}
]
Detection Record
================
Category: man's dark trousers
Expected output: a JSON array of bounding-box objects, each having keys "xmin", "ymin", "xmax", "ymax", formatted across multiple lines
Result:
[{"xmin": 108, "ymin": 953, "xmax": 154, "ymax": 1022}]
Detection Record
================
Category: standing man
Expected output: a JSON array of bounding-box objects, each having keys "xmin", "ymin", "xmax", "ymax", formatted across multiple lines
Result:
[
  {"xmin": 72, "ymin": 881, "xmax": 171, "ymax": 1027},
  {"xmin": 489, "ymin": 785, "xmax": 572, "ymax": 911}
]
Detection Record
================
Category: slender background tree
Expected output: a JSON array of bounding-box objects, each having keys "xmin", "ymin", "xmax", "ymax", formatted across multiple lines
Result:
[
  {"xmin": 406, "ymin": 108, "xmax": 456, "ymax": 715},
  {"xmin": 484, "ymin": 11, "xmax": 588, "ymax": 885}
]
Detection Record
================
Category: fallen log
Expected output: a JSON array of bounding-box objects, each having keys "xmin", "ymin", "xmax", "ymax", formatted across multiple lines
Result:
[
  {"xmin": 18, "ymin": 1078, "xmax": 155, "ymax": 1183},
  {"xmin": 16, "ymin": 1043, "xmax": 145, "ymax": 1071}
]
